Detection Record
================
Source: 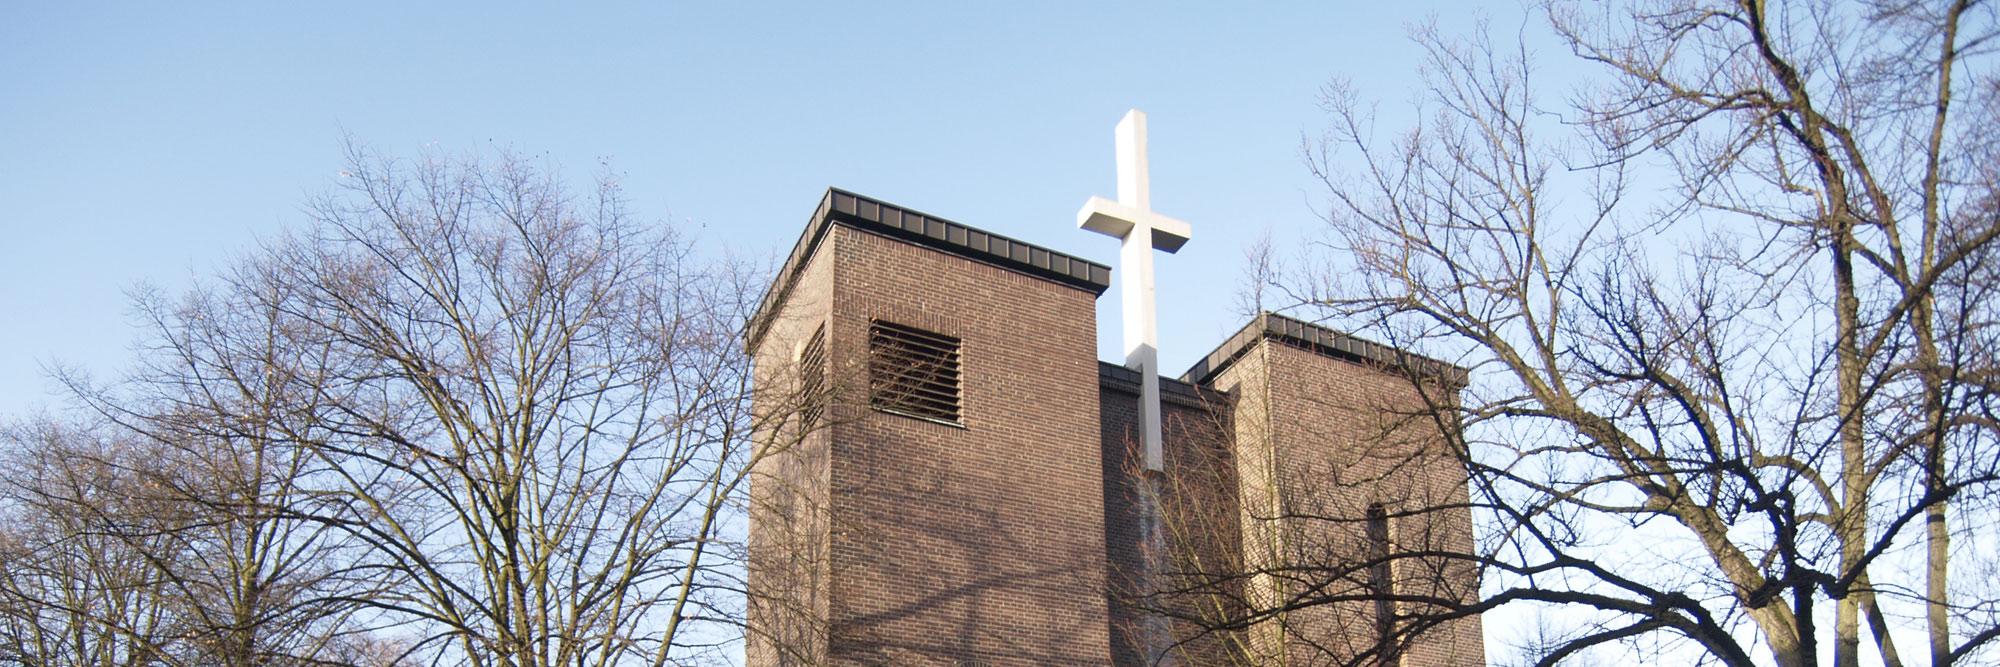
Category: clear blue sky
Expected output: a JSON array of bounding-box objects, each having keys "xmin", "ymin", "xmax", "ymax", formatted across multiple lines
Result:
[{"xmin": 0, "ymin": 2, "xmax": 1518, "ymax": 416}]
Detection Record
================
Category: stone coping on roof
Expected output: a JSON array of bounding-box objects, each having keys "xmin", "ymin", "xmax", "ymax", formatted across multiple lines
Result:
[
  {"xmin": 1181, "ymin": 312, "xmax": 1469, "ymax": 387},
  {"xmin": 746, "ymin": 188, "xmax": 1112, "ymax": 350}
]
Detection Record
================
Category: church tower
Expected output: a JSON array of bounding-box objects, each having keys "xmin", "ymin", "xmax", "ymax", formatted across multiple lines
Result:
[
  {"xmin": 1181, "ymin": 315, "xmax": 1486, "ymax": 667},
  {"xmin": 745, "ymin": 189, "xmax": 1119, "ymax": 666},
  {"xmin": 744, "ymin": 188, "xmax": 1485, "ymax": 667}
]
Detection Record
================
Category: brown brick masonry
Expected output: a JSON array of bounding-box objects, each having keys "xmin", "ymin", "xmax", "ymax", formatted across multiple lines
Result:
[{"xmin": 747, "ymin": 190, "xmax": 1483, "ymax": 666}]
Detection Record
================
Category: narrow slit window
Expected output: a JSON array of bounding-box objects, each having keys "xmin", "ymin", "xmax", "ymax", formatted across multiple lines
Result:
[
  {"xmin": 867, "ymin": 320, "xmax": 961, "ymax": 424},
  {"xmin": 798, "ymin": 324, "xmax": 827, "ymax": 429},
  {"xmin": 1366, "ymin": 503, "xmax": 1399, "ymax": 666}
]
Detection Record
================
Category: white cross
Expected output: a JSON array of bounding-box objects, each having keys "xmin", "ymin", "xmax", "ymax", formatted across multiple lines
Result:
[{"xmin": 1078, "ymin": 109, "xmax": 1191, "ymax": 472}]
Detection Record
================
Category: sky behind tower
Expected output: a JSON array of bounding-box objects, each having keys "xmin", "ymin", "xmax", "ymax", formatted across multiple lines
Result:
[
  {"xmin": 0, "ymin": 2, "xmax": 1530, "ymax": 421},
  {"xmin": 0, "ymin": 4, "xmax": 1607, "ymax": 661}
]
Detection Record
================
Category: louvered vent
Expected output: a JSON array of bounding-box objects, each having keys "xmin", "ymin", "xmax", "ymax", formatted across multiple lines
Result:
[
  {"xmin": 868, "ymin": 320, "xmax": 961, "ymax": 423},
  {"xmin": 798, "ymin": 324, "xmax": 827, "ymax": 429}
]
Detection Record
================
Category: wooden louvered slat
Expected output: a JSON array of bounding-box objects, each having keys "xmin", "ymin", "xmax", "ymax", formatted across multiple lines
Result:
[
  {"xmin": 868, "ymin": 319, "xmax": 962, "ymax": 423},
  {"xmin": 878, "ymin": 367, "xmax": 961, "ymax": 389},
  {"xmin": 869, "ymin": 334, "xmax": 958, "ymax": 359},
  {"xmin": 884, "ymin": 377, "xmax": 954, "ymax": 394},
  {"xmin": 798, "ymin": 324, "xmax": 827, "ymax": 428},
  {"xmin": 876, "ymin": 338, "xmax": 958, "ymax": 358}
]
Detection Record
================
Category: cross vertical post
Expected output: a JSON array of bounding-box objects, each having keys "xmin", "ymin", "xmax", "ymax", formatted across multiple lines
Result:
[
  {"xmin": 1079, "ymin": 109, "xmax": 1191, "ymax": 472},
  {"xmin": 1079, "ymin": 108, "xmax": 1192, "ymax": 667}
]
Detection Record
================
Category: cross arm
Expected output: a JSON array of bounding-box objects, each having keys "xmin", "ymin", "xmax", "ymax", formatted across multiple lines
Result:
[{"xmin": 1075, "ymin": 196, "xmax": 1192, "ymax": 253}]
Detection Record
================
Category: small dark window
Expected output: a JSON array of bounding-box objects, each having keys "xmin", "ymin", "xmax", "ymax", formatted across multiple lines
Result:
[
  {"xmin": 798, "ymin": 324, "xmax": 827, "ymax": 429},
  {"xmin": 1366, "ymin": 503, "xmax": 1399, "ymax": 666},
  {"xmin": 867, "ymin": 319, "xmax": 961, "ymax": 423}
]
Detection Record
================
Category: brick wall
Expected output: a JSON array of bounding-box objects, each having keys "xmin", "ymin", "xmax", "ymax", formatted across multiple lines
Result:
[
  {"xmin": 748, "ymin": 203, "xmax": 1484, "ymax": 667},
  {"xmin": 748, "ymin": 238, "xmax": 836, "ymax": 667},
  {"xmin": 1100, "ymin": 367, "xmax": 1241, "ymax": 666},
  {"xmin": 1208, "ymin": 337, "xmax": 1485, "ymax": 667},
  {"xmin": 819, "ymin": 225, "xmax": 1112, "ymax": 666}
]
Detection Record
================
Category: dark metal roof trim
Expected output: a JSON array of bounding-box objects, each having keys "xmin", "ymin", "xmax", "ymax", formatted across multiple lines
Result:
[
  {"xmin": 1098, "ymin": 361, "xmax": 1226, "ymax": 410},
  {"xmin": 746, "ymin": 188, "xmax": 1112, "ymax": 350},
  {"xmin": 1180, "ymin": 312, "xmax": 1468, "ymax": 387}
]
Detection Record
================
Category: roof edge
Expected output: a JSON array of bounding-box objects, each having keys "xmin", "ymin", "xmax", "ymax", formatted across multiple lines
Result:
[
  {"xmin": 1099, "ymin": 361, "xmax": 1226, "ymax": 409},
  {"xmin": 1181, "ymin": 312, "xmax": 1469, "ymax": 387},
  {"xmin": 745, "ymin": 188, "xmax": 1113, "ymax": 350}
]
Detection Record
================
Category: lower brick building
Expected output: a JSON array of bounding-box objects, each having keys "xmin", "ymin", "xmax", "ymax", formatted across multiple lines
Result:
[{"xmin": 745, "ymin": 189, "xmax": 1484, "ymax": 666}]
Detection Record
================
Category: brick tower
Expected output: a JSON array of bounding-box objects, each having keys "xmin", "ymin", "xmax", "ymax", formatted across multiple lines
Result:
[
  {"xmin": 746, "ymin": 189, "xmax": 1484, "ymax": 666},
  {"xmin": 746, "ymin": 190, "xmax": 1117, "ymax": 666}
]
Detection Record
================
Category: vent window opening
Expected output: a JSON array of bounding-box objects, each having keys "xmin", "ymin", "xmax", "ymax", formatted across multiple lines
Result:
[
  {"xmin": 867, "ymin": 320, "xmax": 962, "ymax": 424},
  {"xmin": 797, "ymin": 324, "xmax": 827, "ymax": 429}
]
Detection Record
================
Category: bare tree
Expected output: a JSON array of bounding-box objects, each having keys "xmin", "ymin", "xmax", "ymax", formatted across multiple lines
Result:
[
  {"xmin": 0, "ymin": 410, "xmax": 386, "ymax": 667},
  {"xmin": 1168, "ymin": 2, "xmax": 2000, "ymax": 666},
  {"xmin": 1, "ymin": 143, "xmax": 789, "ymax": 667},
  {"xmin": 0, "ymin": 420, "xmax": 191, "ymax": 667}
]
